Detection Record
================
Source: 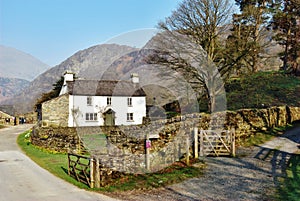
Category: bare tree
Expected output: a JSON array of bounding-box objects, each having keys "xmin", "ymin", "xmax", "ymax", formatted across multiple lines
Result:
[{"xmin": 146, "ymin": 0, "xmax": 233, "ymax": 113}]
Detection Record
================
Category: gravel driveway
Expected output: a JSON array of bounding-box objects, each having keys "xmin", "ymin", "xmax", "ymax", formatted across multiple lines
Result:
[{"xmin": 109, "ymin": 126, "xmax": 300, "ymax": 201}]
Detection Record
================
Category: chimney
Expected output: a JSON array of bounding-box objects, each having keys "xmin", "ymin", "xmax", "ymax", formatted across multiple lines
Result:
[
  {"xmin": 131, "ymin": 73, "xmax": 139, "ymax": 84},
  {"xmin": 63, "ymin": 71, "xmax": 74, "ymax": 84},
  {"xmin": 59, "ymin": 71, "xmax": 75, "ymax": 96}
]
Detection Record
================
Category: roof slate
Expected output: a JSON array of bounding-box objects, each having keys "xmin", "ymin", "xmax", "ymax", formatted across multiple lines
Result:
[{"xmin": 67, "ymin": 80, "xmax": 146, "ymax": 97}]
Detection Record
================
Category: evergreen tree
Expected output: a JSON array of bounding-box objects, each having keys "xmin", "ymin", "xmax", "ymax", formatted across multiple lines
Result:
[
  {"xmin": 34, "ymin": 76, "xmax": 64, "ymax": 110},
  {"xmin": 271, "ymin": 0, "xmax": 300, "ymax": 74},
  {"xmin": 228, "ymin": 0, "xmax": 273, "ymax": 73}
]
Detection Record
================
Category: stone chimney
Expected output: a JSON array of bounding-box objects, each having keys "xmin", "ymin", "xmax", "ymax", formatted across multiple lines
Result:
[
  {"xmin": 131, "ymin": 73, "xmax": 139, "ymax": 84},
  {"xmin": 63, "ymin": 71, "xmax": 74, "ymax": 84},
  {"xmin": 59, "ymin": 71, "xmax": 75, "ymax": 95}
]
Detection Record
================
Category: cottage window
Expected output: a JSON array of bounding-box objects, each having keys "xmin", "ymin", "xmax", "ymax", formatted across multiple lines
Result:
[
  {"xmin": 127, "ymin": 113, "xmax": 133, "ymax": 121},
  {"xmin": 87, "ymin": 97, "xmax": 92, "ymax": 105},
  {"xmin": 127, "ymin": 97, "xmax": 132, "ymax": 107},
  {"xmin": 85, "ymin": 113, "xmax": 97, "ymax": 121},
  {"xmin": 107, "ymin": 97, "xmax": 112, "ymax": 106}
]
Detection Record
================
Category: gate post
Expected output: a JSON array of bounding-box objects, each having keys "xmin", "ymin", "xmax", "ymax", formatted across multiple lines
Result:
[
  {"xmin": 200, "ymin": 129, "xmax": 204, "ymax": 157},
  {"xmin": 230, "ymin": 128, "xmax": 236, "ymax": 157},
  {"xmin": 194, "ymin": 127, "xmax": 199, "ymax": 159},
  {"xmin": 90, "ymin": 158, "xmax": 95, "ymax": 188},
  {"xmin": 186, "ymin": 135, "xmax": 190, "ymax": 166},
  {"xmin": 95, "ymin": 158, "xmax": 100, "ymax": 188}
]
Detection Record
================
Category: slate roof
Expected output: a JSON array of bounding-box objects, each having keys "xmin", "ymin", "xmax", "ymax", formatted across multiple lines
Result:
[{"xmin": 66, "ymin": 80, "xmax": 146, "ymax": 97}]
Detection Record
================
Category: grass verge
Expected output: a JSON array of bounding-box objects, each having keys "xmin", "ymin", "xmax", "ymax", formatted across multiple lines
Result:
[
  {"xmin": 100, "ymin": 160, "xmax": 205, "ymax": 192},
  {"xmin": 276, "ymin": 154, "xmax": 300, "ymax": 201},
  {"xmin": 18, "ymin": 130, "xmax": 205, "ymax": 192},
  {"xmin": 240, "ymin": 124, "xmax": 294, "ymax": 147},
  {"xmin": 17, "ymin": 130, "xmax": 89, "ymax": 189},
  {"xmin": 0, "ymin": 124, "xmax": 7, "ymax": 129}
]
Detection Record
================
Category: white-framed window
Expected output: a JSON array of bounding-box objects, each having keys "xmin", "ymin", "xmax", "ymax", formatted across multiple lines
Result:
[
  {"xmin": 85, "ymin": 113, "xmax": 98, "ymax": 121},
  {"xmin": 127, "ymin": 113, "xmax": 133, "ymax": 121},
  {"xmin": 87, "ymin": 97, "xmax": 92, "ymax": 106},
  {"xmin": 107, "ymin": 97, "xmax": 112, "ymax": 106},
  {"xmin": 127, "ymin": 97, "xmax": 132, "ymax": 107}
]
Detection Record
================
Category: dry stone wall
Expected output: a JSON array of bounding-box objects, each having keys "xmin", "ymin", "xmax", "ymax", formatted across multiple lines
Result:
[
  {"xmin": 41, "ymin": 94, "xmax": 69, "ymax": 127},
  {"xmin": 31, "ymin": 106, "xmax": 300, "ymax": 185},
  {"xmin": 32, "ymin": 106, "xmax": 300, "ymax": 153},
  {"xmin": 31, "ymin": 126, "xmax": 79, "ymax": 152}
]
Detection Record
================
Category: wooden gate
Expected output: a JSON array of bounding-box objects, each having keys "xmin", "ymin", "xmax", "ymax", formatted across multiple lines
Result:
[
  {"xmin": 68, "ymin": 153, "xmax": 92, "ymax": 187},
  {"xmin": 194, "ymin": 128, "xmax": 235, "ymax": 157}
]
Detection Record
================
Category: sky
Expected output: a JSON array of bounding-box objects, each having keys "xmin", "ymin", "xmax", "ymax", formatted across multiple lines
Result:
[{"xmin": 0, "ymin": 0, "xmax": 182, "ymax": 66}]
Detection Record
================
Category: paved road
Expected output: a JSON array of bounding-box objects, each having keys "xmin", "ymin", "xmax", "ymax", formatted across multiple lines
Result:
[{"xmin": 0, "ymin": 124, "xmax": 119, "ymax": 201}]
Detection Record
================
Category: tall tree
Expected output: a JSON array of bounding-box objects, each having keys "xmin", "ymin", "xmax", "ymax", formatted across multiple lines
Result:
[
  {"xmin": 271, "ymin": 0, "xmax": 300, "ymax": 74},
  {"xmin": 158, "ymin": 0, "xmax": 232, "ymax": 63},
  {"xmin": 147, "ymin": 0, "xmax": 233, "ymax": 113},
  {"xmin": 231, "ymin": 0, "xmax": 273, "ymax": 73}
]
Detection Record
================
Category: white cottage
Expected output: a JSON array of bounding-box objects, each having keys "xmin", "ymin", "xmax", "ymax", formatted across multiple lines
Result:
[{"xmin": 42, "ymin": 72, "xmax": 146, "ymax": 127}]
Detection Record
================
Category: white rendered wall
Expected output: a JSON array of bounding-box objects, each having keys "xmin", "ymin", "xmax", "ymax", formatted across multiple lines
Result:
[{"xmin": 68, "ymin": 95, "xmax": 146, "ymax": 127}]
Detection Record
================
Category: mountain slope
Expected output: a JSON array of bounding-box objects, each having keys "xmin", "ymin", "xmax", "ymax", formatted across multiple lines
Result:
[
  {"xmin": 0, "ymin": 44, "xmax": 137, "ymax": 113},
  {"xmin": 0, "ymin": 77, "xmax": 30, "ymax": 102},
  {"xmin": 0, "ymin": 45, "xmax": 50, "ymax": 81}
]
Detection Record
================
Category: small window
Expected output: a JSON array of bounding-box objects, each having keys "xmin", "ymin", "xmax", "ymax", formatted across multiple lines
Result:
[
  {"xmin": 85, "ymin": 113, "xmax": 97, "ymax": 121},
  {"xmin": 127, "ymin": 97, "xmax": 132, "ymax": 107},
  {"xmin": 127, "ymin": 113, "xmax": 133, "ymax": 121},
  {"xmin": 87, "ymin": 97, "xmax": 92, "ymax": 105},
  {"xmin": 107, "ymin": 97, "xmax": 112, "ymax": 106}
]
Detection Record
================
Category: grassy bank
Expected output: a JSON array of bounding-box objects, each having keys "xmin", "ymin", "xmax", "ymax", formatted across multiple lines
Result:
[
  {"xmin": 240, "ymin": 125, "xmax": 293, "ymax": 147},
  {"xmin": 17, "ymin": 130, "xmax": 88, "ymax": 189},
  {"xmin": 226, "ymin": 71, "xmax": 300, "ymax": 110},
  {"xmin": 276, "ymin": 154, "xmax": 300, "ymax": 201}
]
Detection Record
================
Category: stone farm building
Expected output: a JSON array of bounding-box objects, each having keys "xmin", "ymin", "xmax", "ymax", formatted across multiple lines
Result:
[{"xmin": 41, "ymin": 72, "xmax": 147, "ymax": 127}]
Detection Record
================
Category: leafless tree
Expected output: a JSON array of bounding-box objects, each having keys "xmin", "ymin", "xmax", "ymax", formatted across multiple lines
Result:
[{"xmin": 146, "ymin": 0, "xmax": 233, "ymax": 113}]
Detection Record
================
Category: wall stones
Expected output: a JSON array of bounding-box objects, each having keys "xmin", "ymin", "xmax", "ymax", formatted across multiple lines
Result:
[
  {"xmin": 31, "ymin": 126, "xmax": 79, "ymax": 152},
  {"xmin": 41, "ymin": 94, "xmax": 69, "ymax": 127},
  {"xmin": 31, "ymin": 106, "xmax": 300, "ymax": 186},
  {"xmin": 32, "ymin": 106, "xmax": 300, "ymax": 153}
]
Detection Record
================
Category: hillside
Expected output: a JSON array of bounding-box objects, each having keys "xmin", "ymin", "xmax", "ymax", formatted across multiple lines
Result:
[
  {"xmin": 0, "ymin": 45, "xmax": 50, "ymax": 81},
  {"xmin": 0, "ymin": 77, "xmax": 30, "ymax": 102},
  {"xmin": 0, "ymin": 44, "xmax": 138, "ymax": 113},
  {"xmin": 0, "ymin": 32, "xmax": 294, "ymax": 115},
  {"xmin": 225, "ymin": 71, "xmax": 300, "ymax": 110}
]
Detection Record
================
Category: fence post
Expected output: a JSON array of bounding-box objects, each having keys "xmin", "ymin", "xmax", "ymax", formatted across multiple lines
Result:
[
  {"xmin": 200, "ymin": 129, "xmax": 204, "ymax": 157},
  {"xmin": 194, "ymin": 127, "xmax": 199, "ymax": 159},
  {"xmin": 95, "ymin": 158, "xmax": 100, "ymax": 188},
  {"xmin": 230, "ymin": 128, "xmax": 236, "ymax": 157},
  {"xmin": 186, "ymin": 135, "xmax": 190, "ymax": 166},
  {"xmin": 90, "ymin": 158, "xmax": 95, "ymax": 188},
  {"xmin": 146, "ymin": 133, "xmax": 150, "ymax": 171}
]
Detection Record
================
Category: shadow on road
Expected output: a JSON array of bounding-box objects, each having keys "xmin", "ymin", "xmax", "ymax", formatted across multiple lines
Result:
[{"xmin": 254, "ymin": 147, "xmax": 300, "ymax": 200}]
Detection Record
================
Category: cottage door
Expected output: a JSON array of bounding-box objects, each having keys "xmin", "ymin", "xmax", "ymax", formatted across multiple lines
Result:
[{"xmin": 104, "ymin": 109, "xmax": 115, "ymax": 126}]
